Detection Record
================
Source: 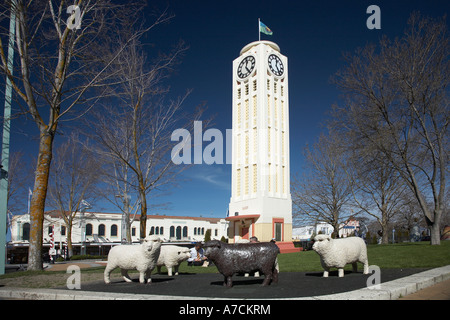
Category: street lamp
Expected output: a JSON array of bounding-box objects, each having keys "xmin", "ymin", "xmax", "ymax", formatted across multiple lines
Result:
[
  {"xmin": 115, "ymin": 194, "xmax": 131, "ymax": 244},
  {"xmin": 78, "ymin": 200, "xmax": 92, "ymax": 255}
]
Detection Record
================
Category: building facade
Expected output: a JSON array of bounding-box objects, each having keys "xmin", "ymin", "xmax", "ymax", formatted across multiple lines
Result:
[
  {"xmin": 9, "ymin": 211, "xmax": 228, "ymax": 261},
  {"xmin": 227, "ymin": 40, "xmax": 294, "ymax": 248}
]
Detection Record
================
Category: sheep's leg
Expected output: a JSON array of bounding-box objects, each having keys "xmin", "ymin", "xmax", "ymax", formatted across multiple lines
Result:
[
  {"xmin": 323, "ymin": 267, "xmax": 330, "ymax": 278},
  {"xmin": 167, "ymin": 266, "xmax": 173, "ymax": 276},
  {"xmin": 254, "ymin": 271, "xmax": 260, "ymax": 277},
  {"xmin": 174, "ymin": 265, "xmax": 179, "ymax": 276},
  {"xmin": 338, "ymin": 268, "xmax": 344, "ymax": 277},
  {"xmin": 121, "ymin": 269, "xmax": 133, "ymax": 283},
  {"xmin": 224, "ymin": 275, "xmax": 233, "ymax": 287},
  {"xmin": 262, "ymin": 273, "xmax": 272, "ymax": 286},
  {"xmin": 352, "ymin": 262, "xmax": 358, "ymax": 273},
  {"xmin": 139, "ymin": 271, "xmax": 147, "ymax": 284},
  {"xmin": 272, "ymin": 268, "xmax": 278, "ymax": 284},
  {"xmin": 363, "ymin": 261, "xmax": 369, "ymax": 274},
  {"xmin": 104, "ymin": 265, "xmax": 115, "ymax": 284},
  {"xmin": 145, "ymin": 269, "xmax": 153, "ymax": 284}
]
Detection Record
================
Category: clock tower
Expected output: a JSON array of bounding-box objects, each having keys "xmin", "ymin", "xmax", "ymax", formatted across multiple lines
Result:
[{"xmin": 227, "ymin": 41, "xmax": 297, "ymax": 252}]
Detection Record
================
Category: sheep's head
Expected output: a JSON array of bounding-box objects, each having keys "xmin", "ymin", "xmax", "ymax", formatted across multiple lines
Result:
[
  {"xmin": 312, "ymin": 234, "xmax": 331, "ymax": 254},
  {"xmin": 203, "ymin": 240, "xmax": 222, "ymax": 259},
  {"xmin": 142, "ymin": 235, "xmax": 162, "ymax": 252},
  {"xmin": 177, "ymin": 248, "xmax": 191, "ymax": 261}
]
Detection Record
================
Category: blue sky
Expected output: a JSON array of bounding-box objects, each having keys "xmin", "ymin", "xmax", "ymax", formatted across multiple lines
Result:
[{"xmin": 4, "ymin": 0, "xmax": 450, "ymax": 220}]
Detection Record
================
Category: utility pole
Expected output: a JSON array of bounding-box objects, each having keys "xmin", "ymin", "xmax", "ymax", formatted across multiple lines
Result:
[{"xmin": 0, "ymin": 0, "xmax": 17, "ymax": 275}]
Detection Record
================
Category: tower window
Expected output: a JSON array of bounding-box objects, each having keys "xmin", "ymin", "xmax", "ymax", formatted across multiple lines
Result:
[
  {"xmin": 253, "ymin": 164, "xmax": 257, "ymax": 193},
  {"xmin": 236, "ymin": 169, "xmax": 241, "ymax": 197},
  {"xmin": 267, "ymin": 79, "xmax": 270, "ymax": 90},
  {"xmin": 245, "ymin": 133, "xmax": 249, "ymax": 164},
  {"xmin": 252, "ymin": 95, "xmax": 257, "ymax": 126},
  {"xmin": 244, "ymin": 166, "xmax": 249, "ymax": 195},
  {"xmin": 274, "ymin": 97, "xmax": 278, "ymax": 121},
  {"xmin": 237, "ymin": 88, "xmax": 241, "ymax": 99},
  {"xmin": 268, "ymin": 163, "xmax": 272, "ymax": 192},
  {"xmin": 253, "ymin": 79, "xmax": 257, "ymax": 91},
  {"xmin": 237, "ymin": 102, "xmax": 241, "ymax": 128},
  {"xmin": 245, "ymin": 83, "xmax": 249, "ymax": 95}
]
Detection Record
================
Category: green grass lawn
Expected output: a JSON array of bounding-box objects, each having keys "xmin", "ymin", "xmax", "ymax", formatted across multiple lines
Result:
[
  {"xmin": 173, "ymin": 241, "xmax": 450, "ymax": 274},
  {"xmin": 278, "ymin": 241, "xmax": 450, "ymax": 272}
]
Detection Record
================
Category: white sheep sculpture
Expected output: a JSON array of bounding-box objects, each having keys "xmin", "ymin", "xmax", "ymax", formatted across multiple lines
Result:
[
  {"xmin": 104, "ymin": 235, "xmax": 162, "ymax": 284},
  {"xmin": 156, "ymin": 245, "xmax": 191, "ymax": 276},
  {"xmin": 312, "ymin": 234, "xmax": 369, "ymax": 278}
]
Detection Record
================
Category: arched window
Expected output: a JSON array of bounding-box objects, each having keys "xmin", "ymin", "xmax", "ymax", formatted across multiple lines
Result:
[
  {"xmin": 183, "ymin": 226, "xmax": 188, "ymax": 238},
  {"xmin": 22, "ymin": 223, "xmax": 30, "ymax": 241},
  {"xmin": 98, "ymin": 224, "xmax": 105, "ymax": 236},
  {"xmin": 86, "ymin": 223, "xmax": 93, "ymax": 236},
  {"xmin": 201, "ymin": 227, "xmax": 205, "ymax": 235},
  {"xmin": 176, "ymin": 226, "xmax": 182, "ymax": 240},
  {"xmin": 150, "ymin": 226, "xmax": 155, "ymax": 235},
  {"xmin": 61, "ymin": 226, "xmax": 66, "ymax": 236},
  {"xmin": 170, "ymin": 226, "xmax": 175, "ymax": 238},
  {"xmin": 160, "ymin": 226, "xmax": 164, "ymax": 235},
  {"xmin": 194, "ymin": 227, "xmax": 197, "ymax": 235},
  {"xmin": 155, "ymin": 226, "xmax": 159, "ymax": 235},
  {"xmin": 111, "ymin": 224, "xmax": 118, "ymax": 237}
]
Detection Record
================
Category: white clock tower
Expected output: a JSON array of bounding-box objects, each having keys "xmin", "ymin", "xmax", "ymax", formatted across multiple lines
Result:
[{"xmin": 227, "ymin": 41, "xmax": 297, "ymax": 252}]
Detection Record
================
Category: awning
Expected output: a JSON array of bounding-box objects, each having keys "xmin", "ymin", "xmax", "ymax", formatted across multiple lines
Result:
[{"xmin": 225, "ymin": 214, "xmax": 260, "ymax": 221}]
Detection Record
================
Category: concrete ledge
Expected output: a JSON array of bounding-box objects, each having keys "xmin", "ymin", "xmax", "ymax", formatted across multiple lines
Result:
[
  {"xmin": 1, "ymin": 265, "xmax": 449, "ymax": 300},
  {"xmin": 309, "ymin": 265, "xmax": 450, "ymax": 300}
]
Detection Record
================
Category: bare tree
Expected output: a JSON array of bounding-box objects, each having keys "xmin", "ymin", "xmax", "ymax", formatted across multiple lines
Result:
[
  {"xmin": 346, "ymin": 150, "xmax": 409, "ymax": 244},
  {"xmin": 0, "ymin": 0, "xmax": 151, "ymax": 269},
  {"xmin": 85, "ymin": 36, "xmax": 206, "ymax": 239},
  {"xmin": 331, "ymin": 13, "xmax": 449, "ymax": 245},
  {"xmin": 292, "ymin": 132, "xmax": 355, "ymax": 238},
  {"xmin": 6, "ymin": 151, "xmax": 33, "ymax": 215},
  {"xmin": 47, "ymin": 133, "xmax": 101, "ymax": 257}
]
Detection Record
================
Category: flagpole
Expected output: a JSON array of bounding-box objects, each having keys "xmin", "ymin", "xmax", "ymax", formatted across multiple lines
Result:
[{"xmin": 258, "ymin": 18, "xmax": 260, "ymax": 41}]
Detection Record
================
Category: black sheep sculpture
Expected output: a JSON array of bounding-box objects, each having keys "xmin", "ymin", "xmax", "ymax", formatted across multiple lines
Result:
[{"xmin": 203, "ymin": 240, "xmax": 279, "ymax": 287}]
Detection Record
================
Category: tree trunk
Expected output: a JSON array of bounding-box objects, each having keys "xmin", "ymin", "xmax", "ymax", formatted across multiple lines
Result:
[
  {"xmin": 428, "ymin": 209, "xmax": 442, "ymax": 245},
  {"xmin": 67, "ymin": 222, "xmax": 74, "ymax": 258},
  {"xmin": 139, "ymin": 187, "xmax": 147, "ymax": 239},
  {"xmin": 27, "ymin": 132, "xmax": 54, "ymax": 270},
  {"xmin": 381, "ymin": 221, "xmax": 389, "ymax": 245}
]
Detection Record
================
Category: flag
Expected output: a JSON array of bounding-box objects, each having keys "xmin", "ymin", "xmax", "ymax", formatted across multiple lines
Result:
[{"xmin": 259, "ymin": 21, "xmax": 273, "ymax": 36}]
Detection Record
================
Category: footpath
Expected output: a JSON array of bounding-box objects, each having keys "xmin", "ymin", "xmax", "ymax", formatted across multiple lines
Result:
[{"xmin": 0, "ymin": 264, "xmax": 449, "ymax": 300}]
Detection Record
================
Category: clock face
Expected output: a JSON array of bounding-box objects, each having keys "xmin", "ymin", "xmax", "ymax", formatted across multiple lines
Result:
[
  {"xmin": 237, "ymin": 55, "xmax": 256, "ymax": 79},
  {"xmin": 268, "ymin": 54, "xmax": 284, "ymax": 77}
]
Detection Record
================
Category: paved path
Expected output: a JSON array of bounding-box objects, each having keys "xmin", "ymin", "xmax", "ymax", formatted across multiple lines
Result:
[
  {"xmin": 399, "ymin": 278, "xmax": 450, "ymax": 300},
  {"xmin": 1, "ymin": 265, "xmax": 449, "ymax": 300}
]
